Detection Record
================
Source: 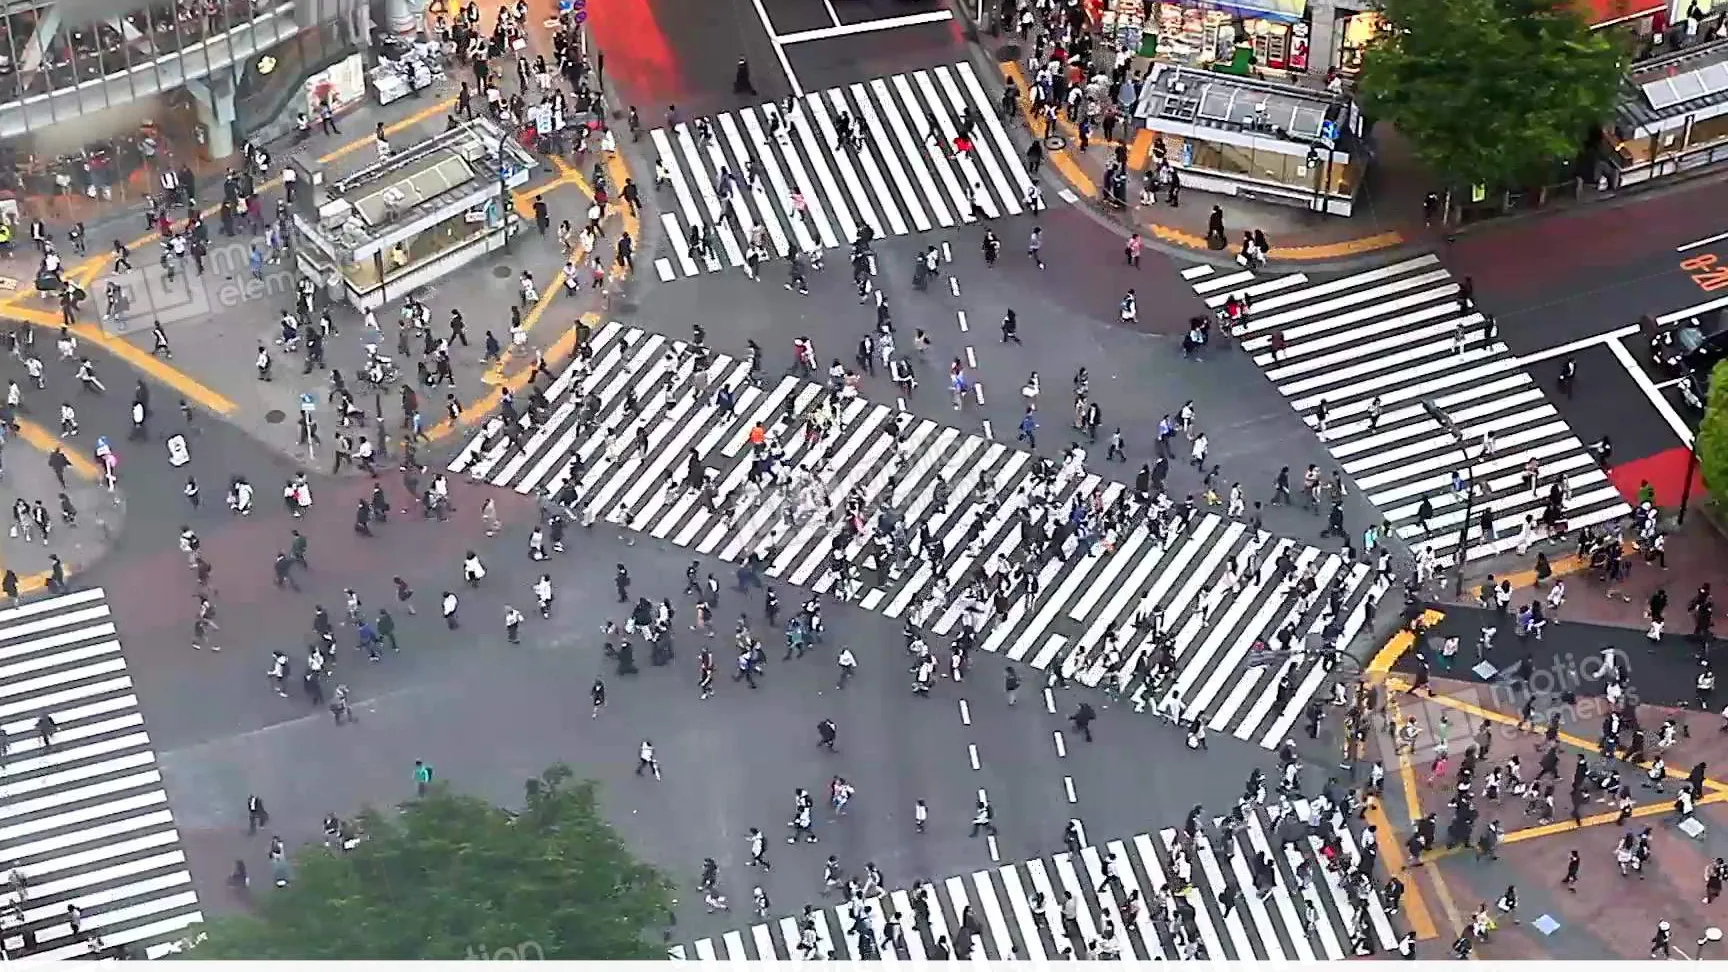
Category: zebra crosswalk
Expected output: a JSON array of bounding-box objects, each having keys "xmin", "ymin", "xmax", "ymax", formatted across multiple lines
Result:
[
  {"xmin": 1182, "ymin": 255, "xmax": 1632, "ymax": 565},
  {"xmin": 452, "ymin": 321, "xmax": 1388, "ymax": 750},
  {"xmin": 0, "ymin": 588, "xmax": 203, "ymax": 960},
  {"xmin": 669, "ymin": 799, "xmax": 1400, "ymax": 960},
  {"xmin": 647, "ymin": 61, "xmax": 1035, "ymax": 282}
]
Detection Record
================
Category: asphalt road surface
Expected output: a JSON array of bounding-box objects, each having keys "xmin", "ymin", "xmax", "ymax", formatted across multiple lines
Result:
[
  {"xmin": 1443, "ymin": 177, "xmax": 1728, "ymax": 502},
  {"xmin": 596, "ymin": 0, "xmax": 970, "ymax": 119}
]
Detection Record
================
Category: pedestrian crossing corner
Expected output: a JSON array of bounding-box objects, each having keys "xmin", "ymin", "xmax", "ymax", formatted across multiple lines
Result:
[{"xmin": 0, "ymin": 585, "xmax": 205, "ymax": 960}]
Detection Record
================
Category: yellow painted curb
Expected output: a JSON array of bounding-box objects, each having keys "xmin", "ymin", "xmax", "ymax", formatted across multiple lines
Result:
[
  {"xmin": 2, "ymin": 419, "xmax": 106, "ymax": 596},
  {"xmin": 426, "ymin": 317, "xmax": 588, "ymax": 444},
  {"xmin": 3, "ymin": 306, "xmax": 238, "ymax": 415},
  {"xmin": 1367, "ymin": 609, "xmax": 1445, "ymax": 676},
  {"xmin": 1502, "ymin": 788, "xmax": 1728, "ymax": 846},
  {"xmin": 0, "ymin": 99, "xmax": 461, "ymax": 415},
  {"xmin": 1367, "ymin": 797, "xmax": 1440, "ymax": 940},
  {"xmin": 1485, "ymin": 540, "xmax": 1636, "ymax": 593}
]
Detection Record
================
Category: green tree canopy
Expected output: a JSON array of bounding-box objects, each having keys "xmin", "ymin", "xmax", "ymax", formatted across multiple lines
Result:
[
  {"xmin": 1357, "ymin": 0, "xmax": 1624, "ymax": 189},
  {"xmin": 1695, "ymin": 360, "xmax": 1728, "ymax": 507},
  {"xmin": 189, "ymin": 765, "xmax": 672, "ymax": 959}
]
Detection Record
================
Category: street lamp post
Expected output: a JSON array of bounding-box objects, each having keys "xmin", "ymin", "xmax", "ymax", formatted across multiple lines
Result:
[
  {"xmin": 1421, "ymin": 399, "xmax": 1476, "ymax": 596},
  {"xmin": 497, "ymin": 124, "xmax": 514, "ymax": 254},
  {"xmin": 1680, "ymin": 440, "xmax": 1700, "ymax": 526}
]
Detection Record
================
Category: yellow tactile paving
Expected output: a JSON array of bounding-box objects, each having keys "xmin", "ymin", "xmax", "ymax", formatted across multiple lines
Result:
[
  {"xmin": 430, "ymin": 149, "xmax": 639, "ymax": 442},
  {"xmin": 5, "ymin": 420, "xmax": 125, "ymax": 595},
  {"xmin": 12, "ymin": 417, "xmax": 101, "ymax": 480},
  {"xmin": 1366, "ymin": 795, "xmax": 1441, "ymax": 939},
  {"xmin": 3, "ymin": 305, "xmax": 239, "ymax": 415},
  {"xmin": 997, "ymin": 61, "xmax": 1405, "ymax": 261},
  {"xmin": 1386, "ymin": 674, "xmax": 1728, "ymax": 794}
]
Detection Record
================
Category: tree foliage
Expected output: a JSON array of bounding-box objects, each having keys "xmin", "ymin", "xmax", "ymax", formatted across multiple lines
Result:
[
  {"xmin": 1696, "ymin": 361, "xmax": 1728, "ymax": 507},
  {"xmin": 1356, "ymin": 0, "xmax": 1624, "ymax": 188},
  {"xmin": 189, "ymin": 765, "xmax": 672, "ymax": 960}
]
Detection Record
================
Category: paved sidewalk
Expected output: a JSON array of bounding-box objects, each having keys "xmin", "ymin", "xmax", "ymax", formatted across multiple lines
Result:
[
  {"xmin": 0, "ymin": 39, "xmax": 638, "ymax": 465},
  {"xmin": 1527, "ymin": 515, "xmax": 1725, "ymax": 631},
  {"xmin": 994, "ymin": 59, "xmax": 1438, "ymax": 262},
  {"xmin": 1436, "ymin": 511, "xmax": 1721, "ymax": 629},
  {"xmin": 1377, "ymin": 665, "xmax": 1728, "ymax": 958},
  {"xmin": 0, "ymin": 427, "xmax": 116, "ymax": 592}
]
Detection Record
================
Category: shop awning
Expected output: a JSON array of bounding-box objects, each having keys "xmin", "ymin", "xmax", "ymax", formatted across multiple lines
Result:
[
  {"xmin": 1197, "ymin": 0, "xmax": 1308, "ymax": 23},
  {"xmin": 1573, "ymin": 0, "xmax": 1666, "ymax": 27}
]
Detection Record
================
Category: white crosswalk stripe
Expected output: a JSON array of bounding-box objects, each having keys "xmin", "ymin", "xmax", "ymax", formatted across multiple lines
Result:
[
  {"xmin": 0, "ymin": 588, "xmax": 202, "ymax": 960},
  {"xmin": 648, "ymin": 62, "xmax": 1036, "ymax": 282},
  {"xmin": 1183, "ymin": 255, "xmax": 1632, "ymax": 565},
  {"xmin": 452, "ymin": 322, "xmax": 1388, "ymax": 749},
  {"xmin": 668, "ymin": 800, "xmax": 1400, "ymax": 960}
]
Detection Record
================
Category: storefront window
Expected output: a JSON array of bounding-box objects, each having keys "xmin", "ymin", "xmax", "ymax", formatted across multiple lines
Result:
[
  {"xmin": 1180, "ymin": 133, "xmax": 1356, "ymax": 193},
  {"xmin": 381, "ymin": 210, "xmax": 492, "ymax": 281},
  {"xmin": 234, "ymin": 18, "xmax": 362, "ymax": 133},
  {"xmin": 1687, "ymin": 111, "xmax": 1728, "ymax": 148},
  {"xmin": 0, "ymin": 0, "xmax": 364, "ymax": 224},
  {"xmin": 1335, "ymin": 10, "xmax": 1381, "ymax": 75},
  {"xmin": 1148, "ymin": 1, "xmax": 1304, "ymax": 74}
]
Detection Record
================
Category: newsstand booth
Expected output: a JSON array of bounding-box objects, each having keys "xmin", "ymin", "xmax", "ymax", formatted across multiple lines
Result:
[{"xmin": 290, "ymin": 116, "xmax": 534, "ymax": 312}]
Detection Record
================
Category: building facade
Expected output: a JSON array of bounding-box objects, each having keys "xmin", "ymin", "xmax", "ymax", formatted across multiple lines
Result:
[
  {"xmin": 0, "ymin": 0, "xmax": 370, "ymax": 222},
  {"xmin": 1100, "ymin": 0, "xmax": 1687, "ymax": 85}
]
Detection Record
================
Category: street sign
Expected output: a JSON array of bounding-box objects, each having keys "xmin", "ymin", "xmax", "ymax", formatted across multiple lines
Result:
[
  {"xmin": 1320, "ymin": 119, "xmax": 1338, "ymax": 143},
  {"xmin": 166, "ymin": 433, "xmax": 190, "ymax": 467},
  {"xmin": 299, "ymin": 392, "xmax": 317, "ymax": 413}
]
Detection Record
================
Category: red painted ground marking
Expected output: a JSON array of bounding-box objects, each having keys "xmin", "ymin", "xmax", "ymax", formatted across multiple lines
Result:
[{"xmin": 1607, "ymin": 446, "xmax": 1703, "ymax": 507}]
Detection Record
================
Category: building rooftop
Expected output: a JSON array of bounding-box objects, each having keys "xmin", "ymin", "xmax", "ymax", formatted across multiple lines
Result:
[
  {"xmin": 1135, "ymin": 64, "xmax": 1345, "ymax": 144},
  {"xmin": 1617, "ymin": 38, "xmax": 1728, "ymax": 132},
  {"xmin": 308, "ymin": 117, "xmax": 532, "ymax": 251}
]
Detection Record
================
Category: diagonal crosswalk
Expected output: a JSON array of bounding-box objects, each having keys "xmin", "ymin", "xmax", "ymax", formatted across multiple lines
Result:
[
  {"xmin": 1182, "ymin": 255, "xmax": 1632, "ymax": 565},
  {"xmin": 647, "ymin": 61, "xmax": 1035, "ymax": 282},
  {"xmin": 452, "ymin": 321, "xmax": 1389, "ymax": 750},
  {"xmin": 668, "ymin": 799, "xmax": 1401, "ymax": 960},
  {"xmin": 0, "ymin": 588, "xmax": 203, "ymax": 960}
]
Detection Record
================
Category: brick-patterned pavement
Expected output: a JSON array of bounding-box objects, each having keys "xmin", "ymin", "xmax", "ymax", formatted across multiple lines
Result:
[
  {"xmin": 1496, "ymin": 516, "xmax": 1728, "ymax": 632},
  {"xmin": 1373, "ymin": 665, "xmax": 1728, "ymax": 958}
]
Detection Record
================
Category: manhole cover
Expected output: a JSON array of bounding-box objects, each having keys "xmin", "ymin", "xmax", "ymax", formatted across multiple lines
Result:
[
  {"xmin": 1044, "ymin": 135, "xmax": 1068, "ymax": 151},
  {"xmin": 997, "ymin": 42, "xmax": 1022, "ymax": 61},
  {"xmin": 264, "ymin": 409, "xmax": 287, "ymax": 424},
  {"xmin": 491, "ymin": 266, "xmax": 514, "ymax": 279}
]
